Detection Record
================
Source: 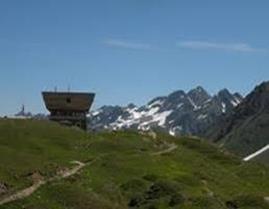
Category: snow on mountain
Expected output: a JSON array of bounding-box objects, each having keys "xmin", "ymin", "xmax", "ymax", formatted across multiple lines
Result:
[
  {"xmin": 243, "ymin": 144, "xmax": 269, "ymax": 161},
  {"xmin": 88, "ymin": 86, "xmax": 243, "ymax": 136}
]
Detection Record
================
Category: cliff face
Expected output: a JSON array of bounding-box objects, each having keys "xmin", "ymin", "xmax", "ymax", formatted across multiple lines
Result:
[{"xmin": 207, "ymin": 81, "xmax": 269, "ymax": 158}]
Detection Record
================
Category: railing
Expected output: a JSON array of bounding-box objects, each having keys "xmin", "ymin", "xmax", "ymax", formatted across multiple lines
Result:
[{"xmin": 49, "ymin": 115, "xmax": 86, "ymax": 120}]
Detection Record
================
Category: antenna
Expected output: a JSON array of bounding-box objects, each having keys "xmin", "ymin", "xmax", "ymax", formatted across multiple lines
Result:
[
  {"xmin": 54, "ymin": 86, "xmax": 57, "ymax": 92},
  {"xmin": 68, "ymin": 84, "xmax": 71, "ymax": 92},
  {"xmin": 21, "ymin": 104, "xmax": 25, "ymax": 114}
]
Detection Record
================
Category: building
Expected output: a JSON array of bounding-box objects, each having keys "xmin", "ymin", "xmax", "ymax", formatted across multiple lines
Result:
[
  {"xmin": 14, "ymin": 104, "xmax": 32, "ymax": 119},
  {"xmin": 42, "ymin": 91, "xmax": 95, "ymax": 130}
]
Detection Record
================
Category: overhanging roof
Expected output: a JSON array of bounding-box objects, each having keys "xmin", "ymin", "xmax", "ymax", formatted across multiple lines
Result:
[{"xmin": 42, "ymin": 91, "xmax": 95, "ymax": 112}]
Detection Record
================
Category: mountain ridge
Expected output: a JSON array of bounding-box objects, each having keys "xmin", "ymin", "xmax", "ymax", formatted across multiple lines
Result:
[
  {"xmin": 206, "ymin": 81, "xmax": 269, "ymax": 162},
  {"xmin": 88, "ymin": 86, "xmax": 243, "ymax": 136}
]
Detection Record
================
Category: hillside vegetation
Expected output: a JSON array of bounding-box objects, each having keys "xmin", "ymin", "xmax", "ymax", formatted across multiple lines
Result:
[{"xmin": 0, "ymin": 119, "xmax": 269, "ymax": 209}]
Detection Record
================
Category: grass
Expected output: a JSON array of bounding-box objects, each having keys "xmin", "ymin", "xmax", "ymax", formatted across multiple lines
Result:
[{"xmin": 0, "ymin": 119, "xmax": 269, "ymax": 209}]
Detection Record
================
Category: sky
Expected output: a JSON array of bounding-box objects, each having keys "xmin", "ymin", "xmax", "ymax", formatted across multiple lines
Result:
[{"xmin": 1, "ymin": 0, "xmax": 269, "ymax": 115}]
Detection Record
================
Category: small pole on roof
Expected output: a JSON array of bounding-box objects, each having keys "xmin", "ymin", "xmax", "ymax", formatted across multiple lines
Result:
[
  {"xmin": 68, "ymin": 84, "xmax": 71, "ymax": 92},
  {"xmin": 21, "ymin": 104, "xmax": 25, "ymax": 114},
  {"xmin": 54, "ymin": 86, "xmax": 57, "ymax": 92}
]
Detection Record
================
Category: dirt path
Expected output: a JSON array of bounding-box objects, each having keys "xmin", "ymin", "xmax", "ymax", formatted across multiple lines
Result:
[
  {"xmin": 151, "ymin": 143, "xmax": 178, "ymax": 156},
  {"xmin": 0, "ymin": 144, "xmax": 175, "ymax": 206},
  {"xmin": 51, "ymin": 161, "xmax": 85, "ymax": 180},
  {"xmin": 0, "ymin": 161, "xmax": 86, "ymax": 206}
]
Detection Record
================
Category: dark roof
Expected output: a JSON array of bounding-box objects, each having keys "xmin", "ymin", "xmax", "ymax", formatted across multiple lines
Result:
[{"xmin": 42, "ymin": 91, "xmax": 95, "ymax": 112}]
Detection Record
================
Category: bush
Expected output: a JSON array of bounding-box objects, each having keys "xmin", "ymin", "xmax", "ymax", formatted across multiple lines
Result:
[
  {"xmin": 120, "ymin": 178, "xmax": 148, "ymax": 194},
  {"xmin": 143, "ymin": 174, "xmax": 159, "ymax": 182},
  {"xmin": 128, "ymin": 179, "xmax": 184, "ymax": 208},
  {"xmin": 145, "ymin": 180, "xmax": 181, "ymax": 200},
  {"xmin": 228, "ymin": 195, "xmax": 268, "ymax": 209},
  {"xmin": 191, "ymin": 196, "xmax": 224, "ymax": 209}
]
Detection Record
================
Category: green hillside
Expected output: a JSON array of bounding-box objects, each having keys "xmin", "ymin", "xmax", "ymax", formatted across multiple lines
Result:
[{"xmin": 0, "ymin": 119, "xmax": 269, "ymax": 209}]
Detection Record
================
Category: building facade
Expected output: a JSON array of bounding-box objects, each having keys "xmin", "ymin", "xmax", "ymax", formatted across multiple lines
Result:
[{"xmin": 42, "ymin": 91, "xmax": 95, "ymax": 130}]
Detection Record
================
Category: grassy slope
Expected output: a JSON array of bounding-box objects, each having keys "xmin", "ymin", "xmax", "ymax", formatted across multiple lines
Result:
[{"xmin": 0, "ymin": 119, "xmax": 269, "ymax": 209}]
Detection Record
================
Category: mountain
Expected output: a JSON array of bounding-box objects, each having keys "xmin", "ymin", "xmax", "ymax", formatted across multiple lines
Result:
[
  {"xmin": 206, "ymin": 81, "xmax": 269, "ymax": 161},
  {"xmin": 1, "ymin": 119, "xmax": 269, "ymax": 209},
  {"xmin": 88, "ymin": 86, "xmax": 243, "ymax": 136}
]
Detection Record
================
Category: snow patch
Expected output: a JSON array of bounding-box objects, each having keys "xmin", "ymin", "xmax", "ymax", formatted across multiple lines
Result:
[
  {"xmin": 197, "ymin": 114, "xmax": 207, "ymax": 120},
  {"xmin": 243, "ymin": 144, "xmax": 269, "ymax": 161},
  {"xmin": 231, "ymin": 98, "xmax": 241, "ymax": 107},
  {"xmin": 126, "ymin": 107, "xmax": 141, "ymax": 119},
  {"xmin": 155, "ymin": 110, "xmax": 172, "ymax": 126},
  {"xmin": 221, "ymin": 102, "xmax": 226, "ymax": 113},
  {"xmin": 169, "ymin": 129, "xmax": 176, "ymax": 136},
  {"xmin": 177, "ymin": 103, "xmax": 183, "ymax": 109},
  {"xmin": 187, "ymin": 96, "xmax": 201, "ymax": 110},
  {"xmin": 147, "ymin": 107, "xmax": 160, "ymax": 116},
  {"xmin": 204, "ymin": 98, "xmax": 212, "ymax": 104},
  {"xmin": 138, "ymin": 110, "xmax": 172, "ymax": 128},
  {"xmin": 148, "ymin": 100, "xmax": 164, "ymax": 108},
  {"xmin": 169, "ymin": 126, "xmax": 183, "ymax": 136},
  {"xmin": 91, "ymin": 112, "xmax": 99, "ymax": 116}
]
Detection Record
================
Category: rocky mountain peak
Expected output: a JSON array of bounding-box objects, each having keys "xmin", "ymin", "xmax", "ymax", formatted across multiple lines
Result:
[
  {"xmin": 233, "ymin": 92, "xmax": 243, "ymax": 100},
  {"xmin": 215, "ymin": 88, "xmax": 242, "ymax": 110},
  {"xmin": 189, "ymin": 86, "xmax": 208, "ymax": 94},
  {"xmin": 251, "ymin": 81, "xmax": 269, "ymax": 100},
  {"xmin": 147, "ymin": 97, "xmax": 166, "ymax": 107},
  {"xmin": 238, "ymin": 81, "xmax": 269, "ymax": 114},
  {"xmin": 88, "ymin": 85, "xmax": 244, "ymax": 135},
  {"xmin": 187, "ymin": 86, "xmax": 211, "ymax": 107},
  {"xmin": 126, "ymin": 103, "xmax": 136, "ymax": 109},
  {"xmin": 217, "ymin": 88, "xmax": 232, "ymax": 98},
  {"xmin": 206, "ymin": 81, "xmax": 269, "ymax": 160},
  {"xmin": 256, "ymin": 81, "xmax": 269, "ymax": 91},
  {"xmin": 168, "ymin": 90, "xmax": 186, "ymax": 99}
]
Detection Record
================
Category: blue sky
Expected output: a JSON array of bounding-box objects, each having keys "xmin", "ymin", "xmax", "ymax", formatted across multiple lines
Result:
[{"xmin": 1, "ymin": 0, "xmax": 269, "ymax": 115}]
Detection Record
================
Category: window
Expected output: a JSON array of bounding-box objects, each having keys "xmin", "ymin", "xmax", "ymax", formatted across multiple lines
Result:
[{"xmin": 66, "ymin": 98, "xmax": 71, "ymax": 103}]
